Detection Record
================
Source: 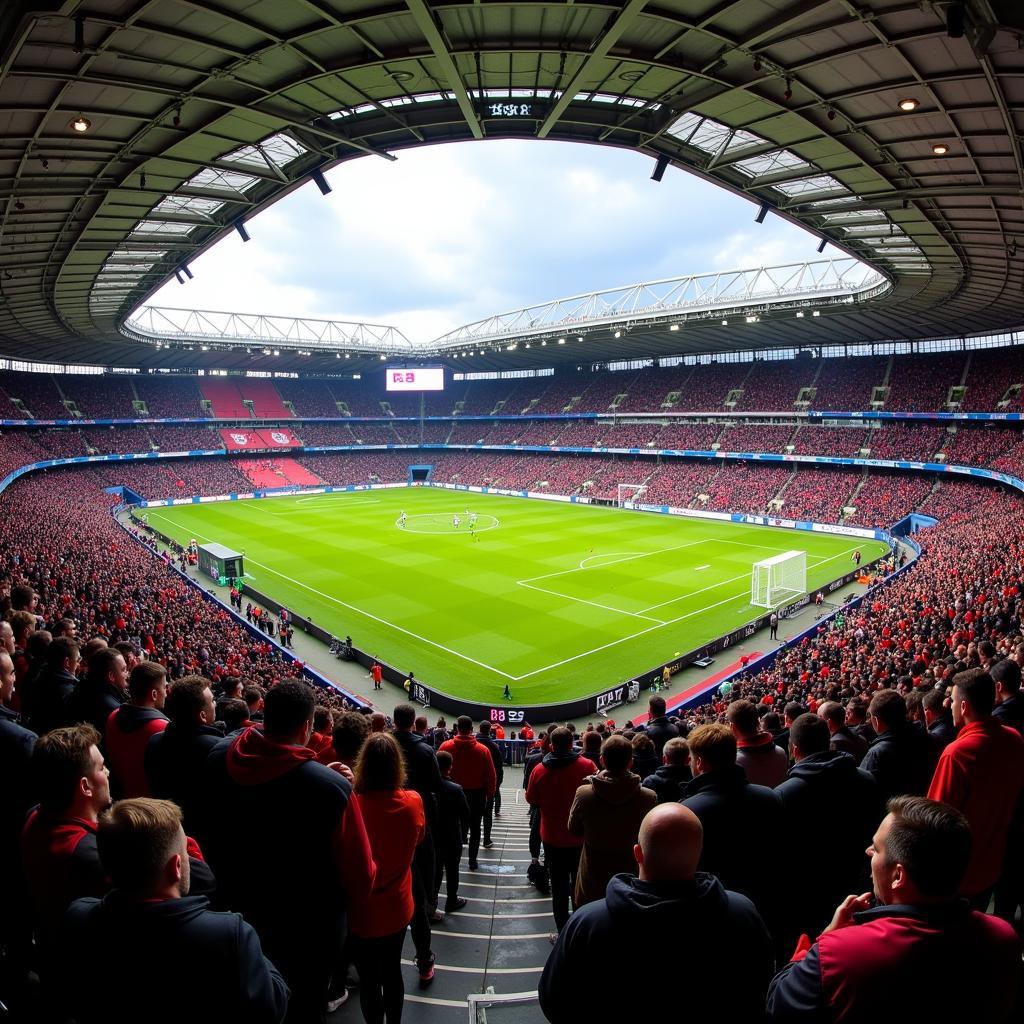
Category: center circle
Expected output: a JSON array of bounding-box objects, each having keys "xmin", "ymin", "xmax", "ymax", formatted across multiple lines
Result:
[{"xmin": 398, "ymin": 512, "xmax": 500, "ymax": 534}]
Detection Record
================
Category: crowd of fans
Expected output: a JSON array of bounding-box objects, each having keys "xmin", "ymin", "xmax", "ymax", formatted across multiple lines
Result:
[
  {"xmin": 717, "ymin": 424, "xmax": 796, "ymax": 453},
  {"xmin": 3, "ymin": 349, "xmax": 1024, "ymax": 426},
  {"xmin": 0, "ymin": 408, "xmax": 1023, "ymax": 1021}
]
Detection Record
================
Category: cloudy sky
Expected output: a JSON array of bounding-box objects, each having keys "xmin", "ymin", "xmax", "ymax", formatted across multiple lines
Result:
[{"xmin": 149, "ymin": 139, "xmax": 824, "ymax": 343}]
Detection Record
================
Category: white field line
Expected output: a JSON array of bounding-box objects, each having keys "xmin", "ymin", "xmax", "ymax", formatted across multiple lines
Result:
[
  {"xmin": 578, "ymin": 552, "xmax": 643, "ymax": 569},
  {"xmin": 516, "ymin": 580, "xmax": 666, "ymax": 624},
  {"xmin": 147, "ymin": 507, "xmax": 865, "ymax": 685},
  {"xmin": 275, "ymin": 497, "xmax": 381, "ymax": 512},
  {"xmin": 518, "ymin": 538, "xmax": 706, "ymax": 584},
  {"xmin": 511, "ymin": 544, "xmax": 863, "ymax": 681},
  {"xmin": 145, "ymin": 511, "xmax": 517, "ymax": 680}
]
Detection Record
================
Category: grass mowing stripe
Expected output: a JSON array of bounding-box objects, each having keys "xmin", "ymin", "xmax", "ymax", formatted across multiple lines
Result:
[{"xmin": 142, "ymin": 489, "xmax": 887, "ymax": 703}]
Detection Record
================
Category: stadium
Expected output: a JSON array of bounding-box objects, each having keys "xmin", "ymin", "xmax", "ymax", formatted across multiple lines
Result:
[{"xmin": 1, "ymin": 2, "xmax": 1023, "ymax": 1023}]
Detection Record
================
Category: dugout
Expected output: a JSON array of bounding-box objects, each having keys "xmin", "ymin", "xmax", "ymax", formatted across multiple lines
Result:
[{"xmin": 198, "ymin": 543, "xmax": 244, "ymax": 585}]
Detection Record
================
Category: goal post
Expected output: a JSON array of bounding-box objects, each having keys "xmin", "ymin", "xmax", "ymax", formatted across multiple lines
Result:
[
  {"xmin": 751, "ymin": 549, "xmax": 807, "ymax": 608},
  {"xmin": 616, "ymin": 483, "xmax": 648, "ymax": 509}
]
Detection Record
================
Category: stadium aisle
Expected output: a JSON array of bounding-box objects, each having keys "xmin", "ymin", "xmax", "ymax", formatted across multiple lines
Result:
[{"xmin": 330, "ymin": 780, "xmax": 549, "ymax": 1021}]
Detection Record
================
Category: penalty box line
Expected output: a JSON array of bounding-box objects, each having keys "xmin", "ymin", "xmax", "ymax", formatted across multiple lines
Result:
[
  {"xmin": 144, "ymin": 511, "xmax": 518, "ymax": 681},
  {"xmin": 511, "ymin": 543, "xmax": 865, "ymax": 682}
]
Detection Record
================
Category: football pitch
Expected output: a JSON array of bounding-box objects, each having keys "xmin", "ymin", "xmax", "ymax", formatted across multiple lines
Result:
[{"xmin": 142, "ymin": 488, "xmax": 888, "ymax": 705}]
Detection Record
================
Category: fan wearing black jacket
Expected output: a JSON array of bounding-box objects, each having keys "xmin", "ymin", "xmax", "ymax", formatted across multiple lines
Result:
[
  {"xmin": 434, "ymin": 749, "xmax": 470, "ymax": 913},
  {"xmin": 540, "ymin": 803, "xmax": 772, "ymax": 1024},
  {"xmin": 58, "ymin": 798, "xmax": 288, "ymax": 1024}
]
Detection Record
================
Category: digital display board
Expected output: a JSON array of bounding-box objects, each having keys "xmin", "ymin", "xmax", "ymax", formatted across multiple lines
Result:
[{"xmin": 386, "ymin": 367, "xmax": 445, "ymax": 392}]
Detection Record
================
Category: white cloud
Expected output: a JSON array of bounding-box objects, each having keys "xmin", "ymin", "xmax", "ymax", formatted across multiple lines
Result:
[{"xmin": 148, "ymin": 140, "xmax": 826, "ymax": 341}]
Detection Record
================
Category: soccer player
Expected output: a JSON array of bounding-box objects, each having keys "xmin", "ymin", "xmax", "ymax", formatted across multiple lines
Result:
[
  {"xmin": 469, "ymin": 512, "xmax": 478, "ymax": 527},
  {"xmin": 399, "ymin": 510, "xmax": 407, "ymax": 528},
  {"xmin": 453, "ymin": 514, "xmax": 460, "ymax": 529}
]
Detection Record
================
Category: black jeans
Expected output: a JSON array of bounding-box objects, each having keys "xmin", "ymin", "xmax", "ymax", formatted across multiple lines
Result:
[
  {"xmin": 350, "ymin": 928, "xmax": 407, "ymax": 1024},
  {"xmin": 408, "ymin": 839, "xmax": 434, "ymax": 963},
  {"xmin": 434, "ymin": 842, "xmax": 464, "ymax": 908},
  {"xmin": 544, "ymin": 842, "xmax": 582, "ymax": 932},
  {"xmin": 465, "ymin": 788, "xmax": 486, "ymax": 865},
  {"xmin": 528, "ymin": 805, "xmax": 541, "ymax": 860}
]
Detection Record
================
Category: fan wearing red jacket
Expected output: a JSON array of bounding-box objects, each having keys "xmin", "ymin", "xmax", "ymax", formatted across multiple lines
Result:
[
  {"xmin": 105, "ymin": 662, "xmax": 169, "ymax": 798},
  {"xmin": 526, "ymin": 727, "xmax": 597, "ymax": 934},
  {"xmin": 767, "ymin": 797, "xmax": 1020, "ymax": 1023},
  {"xmin": 926, "ymin": 668, "xmax": 1024, "ymax": 900},
  {"xmin": 439, "ymin": 716, "xmax": 496, "ymax": 870}
]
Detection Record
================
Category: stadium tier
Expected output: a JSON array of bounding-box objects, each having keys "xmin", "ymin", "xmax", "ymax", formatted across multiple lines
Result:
[{"xmin": 3, "ymin": 348, "xmax": 1024, "ymax": 427}]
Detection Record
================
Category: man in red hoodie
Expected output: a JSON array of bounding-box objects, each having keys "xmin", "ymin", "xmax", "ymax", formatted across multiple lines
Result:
[
  {"xmin": 199, "ymin": 681, "xmax": 375, "ymax": 1024},
  {"xmin": 927, "ymin": 667, "xmax": 1024, "ymax": 902},
  {"xmin": 526, "ymin": 727, "xmax": 597, "ymax": 936},
  {"xmin": 105, "ymin": 662, "xmax": 168, "ymax": 798},
  {"xmin": 439, "ymin": 716, "xmax": 496, "ymax": 871}
]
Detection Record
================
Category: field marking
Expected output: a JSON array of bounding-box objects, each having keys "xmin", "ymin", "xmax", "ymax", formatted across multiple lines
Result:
[
  {"xmin": 512, "ymin": 544, "xmax": 864, "ymax": 681},
  {"xmin": 519, "ymin": 538, "xmax": 707, "ymax": 585},
  {"xmin": 146, "ymin": 506, "xmax": 871, "ymax": 685},
  {"xmin": 578, "ymin": 552, "xmax": 643, "ymax": 569},
  {"xmin": 144, "ymin": 511, "xmax": 518, "ymax": 680},
  {"xmin": 516, "ymin": 580, "xmax": 666, "ymax": 624},
  {"xmin": 694, "ymin": 564, "xmax": 710, "ymax": 571}
]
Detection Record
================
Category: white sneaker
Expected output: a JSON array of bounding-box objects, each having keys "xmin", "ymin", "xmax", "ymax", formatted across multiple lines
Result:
[{"xmin": 327, "ymin": 989, "xmax": 349, "ymax": 1012}]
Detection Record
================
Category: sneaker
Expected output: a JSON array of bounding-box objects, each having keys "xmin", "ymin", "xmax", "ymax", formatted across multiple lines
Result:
[
  {"xmin": 548, "ymin": 933, "xmax": 559, "ymax": 945},
  {"xmin": 417, "ymin": 953, "xmax": 436, "ymax": 988},
  {"xmin": 482, "ymin": 839, "xmax": 494, "ymax": 849},
  {"xmin": 494, "ymin": 810, "xmax": 501, "ymax": 817},
  {"xmin": 444, "ymin": 897, "xmax": 467, "ymax": 913},
  {"xmin": 429, "ymin": 909, "xmax": 445, "ymax": 923},
  {"xmin": 468, "ymin": 861, "xmax": 478, "ymax": 870},
  {"xmin": 327, "ymin": 990, "xmax": 349, "ymax": 1012}
]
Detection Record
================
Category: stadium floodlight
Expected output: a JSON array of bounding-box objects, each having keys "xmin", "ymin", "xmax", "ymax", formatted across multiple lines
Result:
[
  {"xmin": 751, "ymin": 550, "xmax": 807, "ymax": 608},
  {"xmin": 816, "ymin": 238, "xmax": 828, "ymax": 253},
  {"xmin": 235, "ymin": 221, "xmax": 251, "ymax": 242},
  {"xmin": 755, "ymin": 202, "xmax": 770, "ymax": 224},
  {"xmin": 310, "ymin": 168, "xmax": 332, "ymax": 195},
  {"xmin": 651, "ymin": 154, "xmax": 670, "ymax": 182}
]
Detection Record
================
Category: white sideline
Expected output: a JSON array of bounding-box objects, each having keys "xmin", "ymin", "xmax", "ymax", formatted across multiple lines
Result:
[
  {"xmin": 145, "ymin": 508, "xmax": 864, "ymax": 684},
  {"xmin": 144, "ymin": 511, "xmax": 519, "ymax": 680}
]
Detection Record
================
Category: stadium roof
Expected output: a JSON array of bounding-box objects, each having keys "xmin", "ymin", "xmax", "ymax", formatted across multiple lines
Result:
[{"xmin": 1, "ymin": 0, "xmax": 1022, "ymax": 373}]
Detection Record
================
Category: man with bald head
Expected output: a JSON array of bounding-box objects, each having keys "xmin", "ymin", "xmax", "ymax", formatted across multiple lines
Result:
[{"xmin": 538, "ymin": 804, "xmax": 773, "ymax": 1023}]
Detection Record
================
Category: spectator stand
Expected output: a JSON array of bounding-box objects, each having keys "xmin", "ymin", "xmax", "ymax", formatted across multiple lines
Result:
[{"xmin": 115, "ymin": 503, "xmax": 370, "ymax": 711}]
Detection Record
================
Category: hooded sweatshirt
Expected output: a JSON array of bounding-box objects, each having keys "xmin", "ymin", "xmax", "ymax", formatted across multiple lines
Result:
[
  {"xmin": 59, "ymin": 891, "xmax": 289, "ymax": 1024},
  {"xmin": 438, "ymin": 732, "xmax": 497, "ymax": 795},
  {"xmin": 198, "ymin": 726, "xmax": 375, "ymax": 964},
  {"xmin": 568, "ymin": 771, "xmax": 657, "ymax": 906},
  {"xmin": 105, "ymin": 704, "xmax": 168, "ymax": 798},
  {"xmin": 540, "ymin": 872, "xmax": 773, "ymax": 1024},
  {"xmin": 775, "ymin": 750, "xmax": 882, "ymax": 938},
  {"xmin": 737, "ymin": 730, "xmax": 791, "ymax": 787},
  {"xmin": 525, "ymin": 751, "xmax": 597, "ymax": 848}
]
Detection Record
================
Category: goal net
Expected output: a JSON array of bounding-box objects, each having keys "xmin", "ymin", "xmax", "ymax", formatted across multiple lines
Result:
[
  {"xmin": 617, "ymin": 483, "xmax": 647, "ymax": 509},
  {"xmin": 751, "ymin": 549, "xmax": 807, "ymax": 608}
]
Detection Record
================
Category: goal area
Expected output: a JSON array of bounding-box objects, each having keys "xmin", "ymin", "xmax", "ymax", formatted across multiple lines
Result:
[
  {"xmin": 616, "ymin": 483, "xmax": 647, "ymax": 509},
  {"xmin": 751, "ymin": 549, "xmax": 807, "ymax": 608}
]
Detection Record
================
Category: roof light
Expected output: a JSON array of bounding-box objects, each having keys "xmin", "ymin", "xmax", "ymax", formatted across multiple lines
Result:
[
  {"xmin": 557, "ymin": 338, "xmax": 565, "ymax": 345},
  {"xmin": 721, "ymin": 319, "xmax": 728, "ymax": 326},
  {"xmin": 70, "ymin": 114, "xmax": 91, "ymax": 133},
  {"xmin": 796, "ymin": 311, "xmax": 805, "ymax": 318},
  {"xmin": 932, "ymin": 143, "xmax": 949, "ymax": 155},
  {"xmin": 812, "ymin": 310, "xmax": 821, "ymax": 317},
  {"xmin": 669, "ymin": 324, "xmax": 680, "ymax": 331},
  {"xmin": 614, "ymin": 330, "xmax": 621, "ymax": 339},
  {"xmin": 898, "ymin": 98, "xmax": 919, "ymax": 112}
]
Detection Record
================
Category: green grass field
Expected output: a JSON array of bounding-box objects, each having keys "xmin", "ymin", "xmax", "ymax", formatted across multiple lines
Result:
[{"xmin": 143, "ymin": 488, "xmax": 887, "ymax": 704}]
